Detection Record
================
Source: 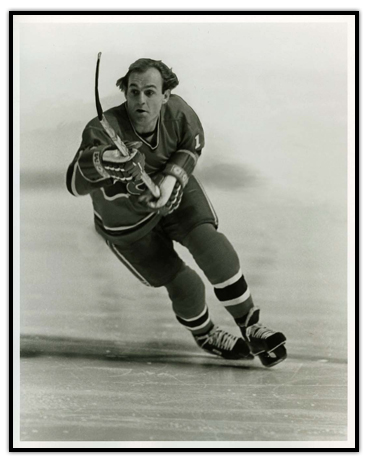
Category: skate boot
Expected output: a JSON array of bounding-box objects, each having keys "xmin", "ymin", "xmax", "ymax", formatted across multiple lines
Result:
[
  {"xmin": 237, "ymin": 307, "xmax": 287, "ymax": 367},
  {"xmin": 193, "ymin": 326, "xmax": 254, "ymax": 360}
]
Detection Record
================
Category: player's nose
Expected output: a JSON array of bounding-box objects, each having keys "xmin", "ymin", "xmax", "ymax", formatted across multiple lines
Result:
[{"xmin": 137, "ymin": 92, "xmax": 146, "ymax": 105}]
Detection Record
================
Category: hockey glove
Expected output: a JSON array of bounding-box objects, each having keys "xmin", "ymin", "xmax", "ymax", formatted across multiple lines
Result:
[
  {"xmin": 139, "ymin": 173, "xmax": 184, "ymax": 216},
  {"xmin": 102, "ymin": 141, "xmax": 145, "ymax": 182}
]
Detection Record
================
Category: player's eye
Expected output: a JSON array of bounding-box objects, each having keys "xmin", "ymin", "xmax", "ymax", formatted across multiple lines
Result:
[
  {"xmin": 130, "ymin": 89, "xmax": 139, "ymax": 96},
  {"xmin": 145, "ymin": 90, "xmax": 155, "ymax": 97}
]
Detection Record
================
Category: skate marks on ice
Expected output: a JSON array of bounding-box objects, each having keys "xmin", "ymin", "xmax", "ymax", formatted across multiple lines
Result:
[{"xmin": 19, "ymin": 335, "xmax": 347, "ymax": 442}]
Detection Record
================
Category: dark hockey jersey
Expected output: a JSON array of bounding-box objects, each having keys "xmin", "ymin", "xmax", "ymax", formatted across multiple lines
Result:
[{"xmin": 66, "ymin": 94, "xmax": 205, "ymax": 244}]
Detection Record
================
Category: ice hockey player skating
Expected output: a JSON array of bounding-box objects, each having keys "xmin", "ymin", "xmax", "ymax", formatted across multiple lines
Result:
[{"xmin": 66, "ymin": 56, "xmax": 287, "ymax": 367}]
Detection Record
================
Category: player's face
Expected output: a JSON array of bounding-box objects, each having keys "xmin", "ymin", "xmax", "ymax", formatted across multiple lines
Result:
[{"xmin": 126, "ymin": 68, "xmax": 170, "ymax": 133}]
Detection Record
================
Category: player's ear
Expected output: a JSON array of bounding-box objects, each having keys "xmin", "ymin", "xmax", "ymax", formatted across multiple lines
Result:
[{"xmin": 162, "ymin": 89, "xmax": 171, "ymax": 104}]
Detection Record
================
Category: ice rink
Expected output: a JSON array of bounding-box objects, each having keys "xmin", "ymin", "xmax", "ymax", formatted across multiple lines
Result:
[
  {"xmin": 14, "ymin": 16, "xmax": 354, "ymax": 448},
  {"xmin": 18, "ymin": 181, "xmax": 349, "ymax": 444}
]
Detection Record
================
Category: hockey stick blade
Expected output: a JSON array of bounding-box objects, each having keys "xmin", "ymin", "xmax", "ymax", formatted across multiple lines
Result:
[{"xmin": 95, "ymin": 52, "xmax": 103, "ymax": 121}]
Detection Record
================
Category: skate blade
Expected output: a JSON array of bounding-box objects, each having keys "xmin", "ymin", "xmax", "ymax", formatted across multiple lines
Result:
[
  {"xmin": 249, "ymin": 333, "xmax": 287, "ymax": 357},
  {"xmin": 202, "ymin": 348, "xmax": 254, "ymax": 361},
  {"xmin": 267, "ymin": 339, "xmax": 287, "ymax": 354},
  {"xmin": 259, "ymin": 345, "xmax": 287, "ymax": 367}
]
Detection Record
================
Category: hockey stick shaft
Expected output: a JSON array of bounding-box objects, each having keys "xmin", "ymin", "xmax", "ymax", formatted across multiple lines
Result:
[{"xmin": 95, "ymin": 53, "xmax": 160, "ymax": 199}]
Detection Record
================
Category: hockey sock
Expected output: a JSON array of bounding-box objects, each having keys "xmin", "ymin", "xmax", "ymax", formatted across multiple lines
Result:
[
  {"xmin": 183, "ymin": 224, "xmax": 254, "ymax": 319},
  {"xmin": 176, "ymin": 305, "xmax": 214, "ymax": 336},
  {"xmin": 165, "ymin": 265, "xmax": 214, "ymax": 335},
  {"xmin": 214, "ymin": 269, "xmax": 254, "ymax": 319}
]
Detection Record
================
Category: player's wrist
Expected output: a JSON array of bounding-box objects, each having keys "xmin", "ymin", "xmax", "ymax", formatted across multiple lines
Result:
[
  {"xmin": 166, "ymin": 149, "xmax": 199, "ymax": 180},
  {"xmin": 162, "ymin": 163, "xmax": 189, "ymax": 189}
]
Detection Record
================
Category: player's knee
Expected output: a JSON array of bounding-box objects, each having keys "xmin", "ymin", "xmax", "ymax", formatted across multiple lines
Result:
[
  {"xmin": 181, "ymin": 223, "xmax": 217, "ymax": 248},
  {"xmin": 165, "ymin": 265, "xmax": 205, "ymax": 303},
  {"xmin": 183, "ymin": 224, "xmax": 240, "ymax": 274},
  {"xmin": 183, "ymin": 223, "xmax": 237, "ymax": 258}
]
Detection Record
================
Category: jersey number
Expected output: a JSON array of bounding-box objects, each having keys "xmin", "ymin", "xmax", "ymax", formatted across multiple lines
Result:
[{"xmin": 195, "ymin": 134, "xmax": 201, "ymax": 150}]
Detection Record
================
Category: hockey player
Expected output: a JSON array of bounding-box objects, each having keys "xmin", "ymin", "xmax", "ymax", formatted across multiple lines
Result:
[{"xmin": 66, "ymin": 58, "xmax": 287, "ymax": 367}]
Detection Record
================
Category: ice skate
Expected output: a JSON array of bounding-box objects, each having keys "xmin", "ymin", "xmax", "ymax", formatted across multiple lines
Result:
[
  {"xmin": 237, "ymin": 307, "xmax": 287, "ymax": 367},
  {"xmin": 193, "ymin": 326, "xmax": 253, "ymax": 360}
]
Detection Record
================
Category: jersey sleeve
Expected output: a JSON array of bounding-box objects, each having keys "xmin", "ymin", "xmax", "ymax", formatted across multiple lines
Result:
[
  {"xmin": 163, "ymin": 103, "xmax": 205, "ymax": 188},
  {"xmin": 66, "ymin": 122, "xmax": 114, "ymax": 197}
]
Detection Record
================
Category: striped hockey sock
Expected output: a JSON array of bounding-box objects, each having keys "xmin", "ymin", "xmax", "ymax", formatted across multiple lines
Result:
[
  {"xmin": 165, "ymin": 265, "xmax": 214, "ymax": 336},
  {"xmin": 214, "ymin": 269, "xmax": 254, "ymax": 320},
  {"xmin": 176, "ymin": 305, "xmax": 214, "ymax": 336}
]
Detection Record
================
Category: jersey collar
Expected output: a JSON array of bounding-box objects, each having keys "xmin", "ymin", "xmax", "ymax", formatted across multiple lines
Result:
[{"xmin": 125, "ymin": 102, "xmax": 160, "ymax": 150}]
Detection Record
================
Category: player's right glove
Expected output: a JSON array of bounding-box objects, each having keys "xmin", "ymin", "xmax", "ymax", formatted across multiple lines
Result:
[{"xmin": 100, "ymin": 141, "xmax": 145, "ymax": 182}]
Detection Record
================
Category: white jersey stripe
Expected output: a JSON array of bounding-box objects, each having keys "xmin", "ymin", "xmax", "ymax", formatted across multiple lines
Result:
[
  {"xmin": 214, "ymin": 269, "xmax": 243, "ymax": 289},
  {"xmin": 94, "ymin": 211, "xmax": 156, "ymax": 231},
  {"xmin": 101, "ymin": 188, "xmax": 130, "ymax": 201},
  {"xmin": 111, "ymin": 244, "xmax": 151, "ymax": 287},
  {"xmin": 70, "ymin": 161, "xmax": 81, "ymax": 197},
  {"xmin": 222, "ymin": 288, "xmax": 251, "ymax": 307}
]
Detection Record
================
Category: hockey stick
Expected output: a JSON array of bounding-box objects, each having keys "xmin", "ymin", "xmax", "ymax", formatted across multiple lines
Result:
[{"xmin": 95, "ymin": 52, "xmax": 160, "ymax": 199}]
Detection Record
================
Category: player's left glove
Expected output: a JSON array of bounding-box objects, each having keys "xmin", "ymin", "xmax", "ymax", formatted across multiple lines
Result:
[
  {"xmin": 102, "ymin": 141, "xmax": 145, "ymax": 182},
  {"xmin": 139, "ymin": 173, "xmax": 184, "ymax": 216},
  {"xmin": 139, "ymin": 163, "xmax": 189, "ymax": 216}
]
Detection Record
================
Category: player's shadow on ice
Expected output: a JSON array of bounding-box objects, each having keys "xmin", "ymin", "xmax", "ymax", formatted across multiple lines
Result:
[
  {"xmin": 19, "ymin": 334, "xmax": 256, "ymax": 369},
  {"xmin": 196, "ymin": 163, "xmax": 262, "ymax": 190},
  {"xmin": 20, "ymin": 334, "xmax": 346, "ymax": 367}
]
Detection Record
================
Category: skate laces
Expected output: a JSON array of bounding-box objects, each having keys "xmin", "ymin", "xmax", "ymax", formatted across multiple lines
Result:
[
  {"xmin": 202, "ymin": 327, "xmax": 238, "ymax": 351},
  {"xmin": 246, "ymin": 323, "xmax": 275, "ymax": 340}
]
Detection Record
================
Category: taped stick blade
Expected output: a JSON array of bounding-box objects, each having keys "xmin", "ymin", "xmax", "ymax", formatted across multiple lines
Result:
[{"xmin": 95, "ymin": 52, "xmax": 103, "ymax": 120}]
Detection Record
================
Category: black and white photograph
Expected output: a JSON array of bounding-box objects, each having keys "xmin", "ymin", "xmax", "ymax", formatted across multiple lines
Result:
[{"xmin": 11, "ymin": 12, "xmax": 357, "ymax": 450}]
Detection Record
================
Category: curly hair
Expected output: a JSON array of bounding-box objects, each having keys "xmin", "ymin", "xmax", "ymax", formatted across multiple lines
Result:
[{"xmin": 116, "ymin": 58, "xmax": 179, "ymax": 94}]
